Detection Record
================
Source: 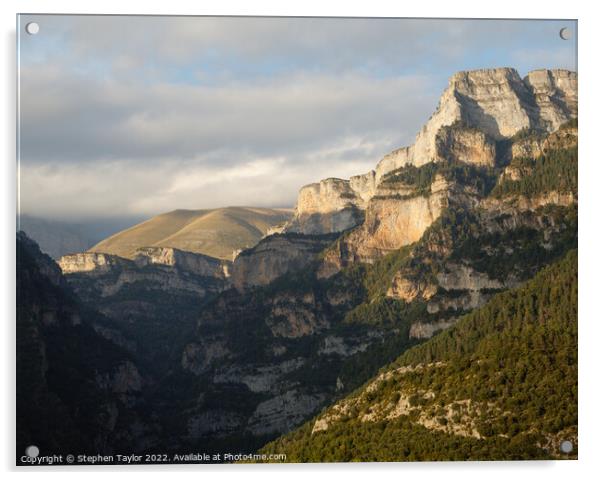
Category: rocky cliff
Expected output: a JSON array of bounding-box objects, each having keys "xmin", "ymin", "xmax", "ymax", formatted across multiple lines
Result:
[
  {"xmin": 16, "ymin": 233, "xmax": 154, "ymax": 459},
  {"xmin": 19, "ymin": 67, "xmax": 578, "ymax": 462},
  {"xmin": 59, "ymin": 251, "xmax": 132, "ymax": 274},
  {"xmin": 285, "ymin": 68, "xmax": 576, "ymax": 235},
  {"xmin": 57, "ymin": 246, "xmax": 232, "ymax": 380},
  {"xmin": 60, "ymin": 246, "xmax": 229, "ymax": 278},
  {"xmin": 231, "ymin": 233, "xmax": 338, "ymax": 290},
  {"xmin": 259, "ymin": 251, "xmax": 578, "ymax": 461}
]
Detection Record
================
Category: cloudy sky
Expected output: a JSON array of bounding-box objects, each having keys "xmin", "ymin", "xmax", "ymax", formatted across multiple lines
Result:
[{"xmin": 18, "ymin": 15, "xmax": 577, "ymax": 221}]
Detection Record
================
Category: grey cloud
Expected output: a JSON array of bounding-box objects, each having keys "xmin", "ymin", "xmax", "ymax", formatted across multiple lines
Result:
[
  {"xmin": 18, "ymin": 15, "xmax": 576, "ymax": 220},
  {"xmin": 21, "ymin": 16, "xmax": 575, "ymax": 80},
  {"xmin": 20, "ymin": 66, "xmax": 438, "ymax": 165}
]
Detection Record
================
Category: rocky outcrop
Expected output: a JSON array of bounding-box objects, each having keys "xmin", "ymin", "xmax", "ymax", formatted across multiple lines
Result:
[
  {"xmin": 436, "ymin": 263, "xmax": 505, "ymax": 291},
  {"xmin": 266, "ymin": 292, "xmax": 330, "ymax": 338},
  {"xmin": 525, "ymin": 69, "xmax": 577, "ymax": 132},
  {"xmin": 318, "ymin": 174, "xmax": 480, "ymax": 276},
  {"xmin": 349, "ymin": 190, "xmax": 445, "ymax": 260},
  {"xmin": 507, "ymin": 125, "xmax": 577, "ymax": 164},
  {"xmin": 481, "ymin": 191, "xmax": 576, "ymax": 214},
  {"xmin": 61, "ymin": 247, "xmax": 229, "ymax": 279},
  {"xmin": 133, "ymin": 246, "xmax": 229, "ymax": 279},
  {"xmin": 285, "ymin": 178, "xmax": 365, "ymax": 234},
  {"xmin": 434, "ymin": 125, "xmax": 497, "ymax": 167},
  {"xmin": 246, "ymin": 390, "xmax": 327, "ymax": 436},
  {"xmin": 59, "ymin": 247, "xmax": 231, "ymax": 299},
  {"xmin": 58, "ymin": 252, "xmax": 131, "ymax": 274},
  {"xmin": 374, "ymin": 68, "xmax": 576, "ymax": 178},
  {"xmin": 387, "ymin": 276, "xmax": 438, "ymax": 303},
  {"xmin": 213, "ymin": 359, "xmax": 305, "ymax": 393},
  {"xmin": 317, "ymin": 335, "xmax": 371, "ymax": 357},
  {"xmin": 231, "ymin": 233, "xmax": 337, "ymax": 290},
  {"xmin": 409, "ymin": 318, "xmax": 459, "ymax": 339},
  {"xmin": 181, "ymin": 340, "xmax": 232, "ymax": 376}
]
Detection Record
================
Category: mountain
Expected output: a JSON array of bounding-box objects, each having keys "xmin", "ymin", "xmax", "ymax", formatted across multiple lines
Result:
[
  {"xmin": 25, "ymin": 67, "xmax": 577, "ymax": 463},
  {"xmin": 231, "ymin": 68, "xmax": 577, "ymax": 290},
  {"xmin": 17, "ymin": 214, "xmax": 148, "ymax": 259},
  {"xmin": 16, "ymin": 232, "xmax": 155, "ymax": 461},
  {"xmin": 137, "ymin": 68, "xmax": 576, "ymax": 457},
  {"xmin": 285, "ymin": 68, "xmax": 576, "ymax": 235},
  {"xmin": 18, "ymin": 215, "xmax": 93, "ymax": 259},
  {"xmin": 89, "ymin": 206, "xmax": 292, "ymax": 261},
  {"xmin": 57, "ymin": 246, "xmax": 231, "ymax": 376},
  {"xmin": 259, "ymin": 250, "xmax": 577, "ymax": 461}
]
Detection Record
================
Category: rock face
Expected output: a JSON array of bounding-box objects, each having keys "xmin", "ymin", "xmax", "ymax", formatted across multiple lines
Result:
[
  {"xmin": 265, "ymin": 292, "xmax": 330, "ymax": 338},
  {"xmin": 318, "ymin": 173, "xmax": 482, "ymax": 276},
  {"xmin": 57, "ymin": 245, "xmax": 233, "ymax": 384},
  {"xmin": 409, "ymin": 318, "xmax": 459, "ymax": 340},
  {"xmin": 333, "ymin": 176, "xmax": 451, "ymax": 264},
  {"xmin": 434, "ymin": 125, "xmax": 497, "ymax": 167},
  {"xmin": 285, "ymin": 178, "xmax": 365, "ymax": 234},
  {"xmin": 436, "ymin": 263, "xmax": 505, "ymax": 291},
  {"xmin": 60, "ymin": 247, "xmax": 229, "ymax": 279},
  {"xmin": 58, "ymin": 252, "xmax": 131, "ymax": 274},
  {"xmin": 17, "ymin": 67, "xmax": 578, "ymax": 461},
  {"xmin": 524, "ymin": 69, "xmax": 577, "ymax": 131},
  {"xmin": 285, "ymin": 68, "xmax": 577, "ymax": 235},
  {"xmin": 507, "ymin": 124, "xmax": 577, "ymax": 163},
  {"xmin": 231, "ymin": 233, "xmax": 338, "ymax": 290},
  {"xmin": 59, "ymin": 247, "xmax": 230, "ymax": 298},
  {"xmin": 133, "ymin": 246, "xmax": 229, "ymax": 278},
  {"xmin": 16, "ymin": 233, "xmax": 152, "ymax": 458}
]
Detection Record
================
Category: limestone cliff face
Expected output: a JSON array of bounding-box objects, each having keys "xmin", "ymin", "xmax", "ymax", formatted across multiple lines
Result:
[
  {"xmin": 285, "ymin": 68, "xmax": 577, "ymax": 235},
  {"xmin": 58, "ymin": 252, "xmax": 131, "ymax": 274},
  {"xmin": 59, "ymin": 247, "xmax": 231, "ymax": 300},
  {"xmin": 231, "ymin": 234, "xmax": 336, "ymax": 290},
  {"xmin": 285, "ymin": 178, "xmax": 365, "ymax": 234},
  {"xmin": 409, "ymin": 318, "xmax": 458, "ymax": 340},
  {"xmin": 375, "ymin": 68, "xmax": 575, "ymax": 179},
  {"xmin": 341, "ymin": 190, "xmax": 446, "ymax": 263},
  {"xmin": 480, "ymin": 191, "xmax": 576, "ymax": 214},
  {"xmin": 525, "ymin": 69, "xmax": 577, "ymax": 132},
  {"xmin": 434, "ymin": 125, "xmax": 497, "ymax": 167},
  {"xmin": 265, "ymin": 292, "xmax": 330, "ymax": 338},
  {"xmin": 60, "ymin": 247, "xmax": 229, "ymax": 280},
  {"xmin": 318, "ymin": 174, "xmax": 480, "ymax": 276},
  {"xmin": 507, "ymin": 125, "xmax": 577, "ymax": 164},
  {"xmin": 133, "ymin": 246, "xmax": 229, "ymax": 279}
]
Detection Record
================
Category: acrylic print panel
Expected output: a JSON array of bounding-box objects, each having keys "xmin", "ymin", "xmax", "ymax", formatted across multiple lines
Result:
[{"xmin": 16, "ymin": 15, "xmax": 578, "ymax": 465}]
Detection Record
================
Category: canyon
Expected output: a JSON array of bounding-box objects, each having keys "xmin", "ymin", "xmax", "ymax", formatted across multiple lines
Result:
[{"xmin": 19, "ymin": 67, "xmax": 578, "ymax": 460}]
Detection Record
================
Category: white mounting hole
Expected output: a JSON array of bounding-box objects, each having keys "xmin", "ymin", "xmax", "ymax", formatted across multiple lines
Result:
[
  {"xmin": 559, "ymin": 27, "xmax": 571, "ymax": 40},
  {"xmin": 25, "ymin": 445, "xmax": 39, "ymax": 458},
  {"xmin": 25, "ymin": 22, "xmax": 40, "ymax": 35}
]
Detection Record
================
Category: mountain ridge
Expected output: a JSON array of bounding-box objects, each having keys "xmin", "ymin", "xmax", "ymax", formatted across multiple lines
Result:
[
  {"xmin": 258, "ymin": 249, "xmax": 577, "ymax": 461},
  {"xmin": 89, "ymin": 206, "xmax": 292, "ymax": 261},
  {"xmin": 284, "ymin": 68, "xmax": 576, "ymax": 236},
  {"xmin": 28, "ymin": 66, "xmax": 578, "ymax": 462}
]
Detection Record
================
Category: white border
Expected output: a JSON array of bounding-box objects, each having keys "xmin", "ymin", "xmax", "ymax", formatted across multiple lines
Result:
[{"xmin": 2, "ymin": 1, "xmax": 600, "ymax": 479}]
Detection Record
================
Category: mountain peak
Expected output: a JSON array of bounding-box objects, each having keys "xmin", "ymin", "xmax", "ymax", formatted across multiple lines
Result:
[{"xmin": 285, "ymin": 66, "xmax": 577, "ymax": 236}]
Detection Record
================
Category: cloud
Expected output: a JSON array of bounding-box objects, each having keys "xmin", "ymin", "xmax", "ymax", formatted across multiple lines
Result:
[
  {"xmin": 19, "ymin": 66, "xmax": 439, "ymax": 218},
  {"xmin": 20, "ymin": 66, "xmax": 436, "ymax": 163},
  {"xmin": 19, "ymin": 140, "xmax": 382, "ymax": 219},
  {"xmin": 17, "ymin": 15, "xmax": 577, "ymax": 220}
]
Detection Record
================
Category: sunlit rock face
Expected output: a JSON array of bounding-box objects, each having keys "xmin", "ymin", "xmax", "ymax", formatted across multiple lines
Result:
[
  {"xmin": 230, "ymin": 233, "xmax": 337, "ymax": 291},
  {"xmin": 284, "ymin": 68, "xmax": 577, "ymax": 237}
]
